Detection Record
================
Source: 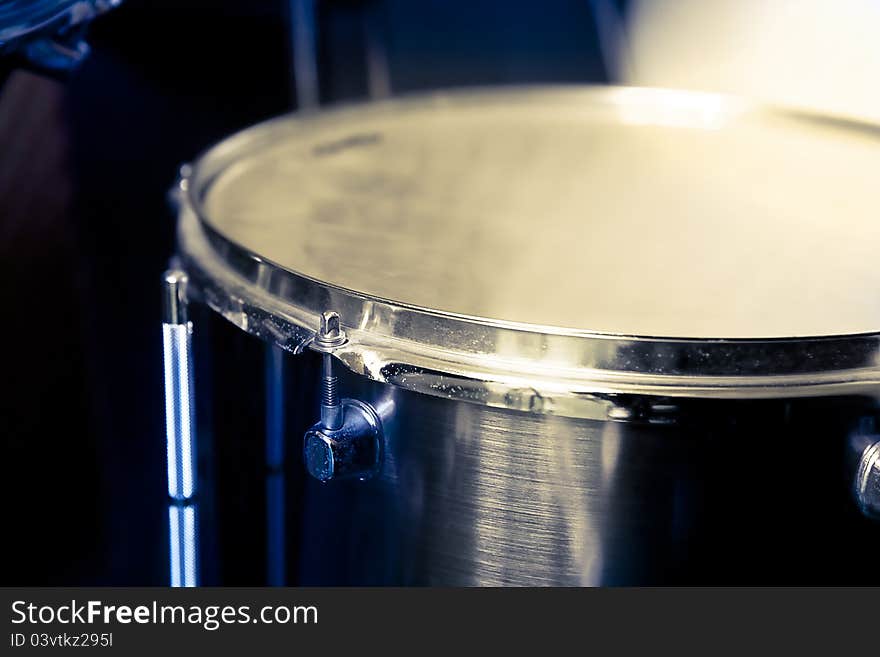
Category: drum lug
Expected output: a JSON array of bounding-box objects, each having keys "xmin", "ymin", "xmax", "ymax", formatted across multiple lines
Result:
[
  {"xmin": 854, "ymin": 439, "xmax": 880, "ymax": 520},
  {"xmin": 303, "ymin": 312, "xmax": 383, "ymax": 482}
]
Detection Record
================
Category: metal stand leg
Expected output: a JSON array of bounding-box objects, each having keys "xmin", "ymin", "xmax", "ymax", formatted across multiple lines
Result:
[
  {"xmin": 289, "ymin": 0, "xmax": 319, "ymax": 110},
  {"xmin": 265, "ymin": 345, "xmax": 287, "ymax": 586},
  {"xmin": 163, "ymin": 269, "xmax": 199, "ymax": 587}
]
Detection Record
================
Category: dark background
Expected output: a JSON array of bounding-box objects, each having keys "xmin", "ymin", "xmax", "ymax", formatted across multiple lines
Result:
[{"xmin": 0, "ymin": 0, "xmax": 619, "ymax": 585}]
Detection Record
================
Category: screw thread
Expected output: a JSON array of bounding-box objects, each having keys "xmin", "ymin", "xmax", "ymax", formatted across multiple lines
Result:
[{"xmin": 321, "ymin": 375, "xmax": 338, "ymax": 407}]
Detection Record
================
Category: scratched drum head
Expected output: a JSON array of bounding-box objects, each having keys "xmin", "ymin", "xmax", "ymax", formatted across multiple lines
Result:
[
  {"xmin": 178, "ymin": 87, "xmax": 880, "ymax": 403},
  {"xmin": 192, "ymin": 86, "xmax": 880, "ymax": 340}
]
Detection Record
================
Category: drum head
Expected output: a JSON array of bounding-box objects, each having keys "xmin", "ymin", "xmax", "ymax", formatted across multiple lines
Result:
[{"xmin": 194, "ymin": 87, "xmax": 880, "ymax": 340}]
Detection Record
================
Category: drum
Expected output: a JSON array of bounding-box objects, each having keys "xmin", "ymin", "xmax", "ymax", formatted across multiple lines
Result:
[{"xmin": 167, "ymin": 86, "xmax": 880, "ymax": 585}]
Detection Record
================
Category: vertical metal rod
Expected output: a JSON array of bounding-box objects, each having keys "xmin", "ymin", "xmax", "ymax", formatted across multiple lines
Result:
[
  {"xmin": 588, "ymin": 0, "xmax": 630, "ymax": 82},
  {"xmin": 265, "ymin": 345, "xmax": 287, "ymax": 586},
  {"xmin": 163, "ymin": 269, "xmax": 199, "ymax": 587},
  {"xmin": 290, "ymin": 0, "xmax": 320, "ymax": 110},
  {"xmin": 363, "ymin": 4, "xmax": 392, "ymax": 100},
  {"xmin": 168, "ymin": 504, "xmax": 198, "ymax": 588}
]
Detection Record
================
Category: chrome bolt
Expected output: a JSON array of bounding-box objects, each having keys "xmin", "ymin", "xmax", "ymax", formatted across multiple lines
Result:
[
  {"xmin": 320, "ymin": 353, "xmax": 342, "ymax": 431},
  {"xmin": 313, "ymin": 311, "xmax": 347, "ymax": 350},
  {"xmin": 303, "ymin": 312, "xmax": 382, "ymax": 483},
  {"xmin": 313, "ymin": 312, "xmax": 346, "ymax": 431}
]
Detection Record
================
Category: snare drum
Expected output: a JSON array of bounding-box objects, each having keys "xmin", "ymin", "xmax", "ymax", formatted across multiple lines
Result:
[{"xmin": 166, "ymin": 86, "xmax": 880, "ymax": 585}]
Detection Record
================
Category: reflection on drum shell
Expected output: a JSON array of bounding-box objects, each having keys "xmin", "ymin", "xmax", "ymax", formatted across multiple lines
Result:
[{"xmin": 295, "ymin": 356, "xmax": 880, "ymax": 585}]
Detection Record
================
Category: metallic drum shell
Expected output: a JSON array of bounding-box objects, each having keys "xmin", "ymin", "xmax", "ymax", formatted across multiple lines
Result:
[
  {"xmin": 175, "ymin": 87, "xmax": 880, "ymax": 584},
  {"xmin": 294, "ymin": 362, "xmax": 880, "ymax": 585}
]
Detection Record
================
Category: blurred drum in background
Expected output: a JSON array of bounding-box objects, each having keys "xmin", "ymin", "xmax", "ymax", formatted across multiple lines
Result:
[
  {"xmin": 169, "ymin": 86, "xmax": 880, "ymax": 585},
  {"xmin": 623, "ymin": 0, "xmax": 880, "ymax": 122}
]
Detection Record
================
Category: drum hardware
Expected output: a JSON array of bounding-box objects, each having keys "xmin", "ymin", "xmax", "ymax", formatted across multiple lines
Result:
[
  {"xmin": 854, "ymin": 439, "xmax": 880, "ymax": 520},
  {"xmin": 161, "ymin": 268, "xmax": 199, "ymax": 587},
  {"xmin": 603, "ymin": 395, "xmax": 681, "ymax": 425},
  {"xmin": 165, "ymin": 87, "xmax": 880, "ymax": 585},
  {"xmin": 303, "ymin": 312, "xmax": 384, "ymax": 483}
]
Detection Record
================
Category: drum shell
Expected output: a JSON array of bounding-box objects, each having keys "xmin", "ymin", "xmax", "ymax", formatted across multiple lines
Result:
[
  {"xmin": 290, "ymin": 351, "xmax": 880, "ymax": 585},
  {"xmin": 174, "ymin": 87, "xmax": 880, "ymax": 584}
]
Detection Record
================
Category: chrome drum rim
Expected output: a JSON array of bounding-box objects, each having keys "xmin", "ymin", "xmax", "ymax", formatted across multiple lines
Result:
[{"xmin": 176, "ymin": 86, "xmax": 880, "ymax": 418}]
